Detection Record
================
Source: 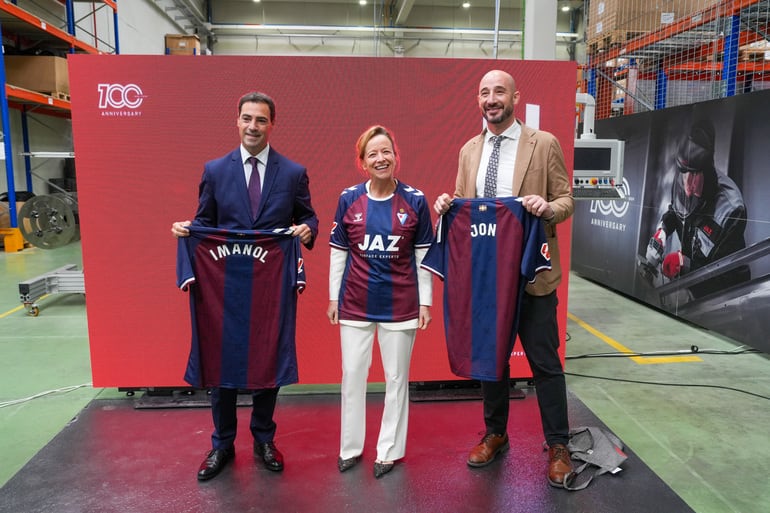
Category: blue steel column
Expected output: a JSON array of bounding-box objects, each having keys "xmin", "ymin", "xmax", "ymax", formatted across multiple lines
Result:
[
  {"xmin": 113, "ymin": 0, "xmax": 120, "ymax": 54},
  {"xmin": 20, "ymin": 107, "xmax": 33, "ymax": 192},
  {"xmin": 65, "ymin": 0, "xmax": 76, "ymax": 47},
  {"xmin": 0, "ymin": 22, "xmax": 19, "ymax": 227},
  {"xmin": 723, "ymin": 13, "xmax": 740, "ymax": 97},
  {"xmin": 587, "ymin": 67, "xmax": 596, "ymax": 101},
  {"xmin": 655, "ymin": 64, "xmax": 667, "ymax": 110}
]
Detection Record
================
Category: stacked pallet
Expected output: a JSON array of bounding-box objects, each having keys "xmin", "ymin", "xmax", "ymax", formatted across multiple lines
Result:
[
  {"xmin": 586, "ymin": 0, "xmax": 721, "ymax": 54},
  {"xmin": 3, "ymin": 55, "xmax": 70, "ymax": 99}
]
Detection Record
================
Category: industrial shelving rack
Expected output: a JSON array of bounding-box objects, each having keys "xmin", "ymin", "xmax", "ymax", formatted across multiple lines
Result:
[
  {"xmin": 0, "ymin": 0, "xmax": 118, "ymax": 251},
  {"xmin": 583, "ymin": 0, "xmax": 770, "ymax": 119}
]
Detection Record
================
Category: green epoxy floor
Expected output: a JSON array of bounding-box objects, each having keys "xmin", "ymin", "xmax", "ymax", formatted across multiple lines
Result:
[{"xmin": 1, "ymin": 241, "xmax": 768, "ymax": 512}]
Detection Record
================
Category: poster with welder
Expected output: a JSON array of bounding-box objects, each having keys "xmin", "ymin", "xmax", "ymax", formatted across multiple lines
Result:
[
  {"xmin": 67, "ymin": 55, "xmax": 577, "ymax": 387},
  {"xmin": 571, "ymin": 88, "xmax": 770, "ymax": 354}
]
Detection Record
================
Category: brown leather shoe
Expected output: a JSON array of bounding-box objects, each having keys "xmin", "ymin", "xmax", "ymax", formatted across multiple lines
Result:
[
  {"xmin": 547, "ymin": 443, "xmax": 573, "ymax": 487},
  {"xmin": 467, "ymin": 433, "xmax": 509, "ymax": 467}
]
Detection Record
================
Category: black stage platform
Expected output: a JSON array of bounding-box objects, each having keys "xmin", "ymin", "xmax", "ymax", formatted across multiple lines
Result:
[{"xmin": 0, "ymin": 390, "xmax": 694, "ymax": 513}]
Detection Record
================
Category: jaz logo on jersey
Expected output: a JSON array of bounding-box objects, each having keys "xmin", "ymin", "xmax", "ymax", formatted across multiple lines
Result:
[
  {"xmin": 540, "ymin": 243, "xmax": 551, "ymax": 261},
  {"xmin": 397, "ymin": 208, "xmax": 408, "ymax": 225},
  {"xmin": 358, "ymin": 234, "xmax": 401, "ymax": 252}
]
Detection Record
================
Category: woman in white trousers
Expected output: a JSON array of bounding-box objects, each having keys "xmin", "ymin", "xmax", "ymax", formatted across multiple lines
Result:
[{"xmin": 327, "ymin": 125, "xmax": 433, "ymax": 478}]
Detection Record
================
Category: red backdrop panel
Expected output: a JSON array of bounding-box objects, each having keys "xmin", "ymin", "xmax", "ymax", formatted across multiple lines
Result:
[{"xmin": 67, "ymin": 55, "xmax": 576, "ymax": 387}]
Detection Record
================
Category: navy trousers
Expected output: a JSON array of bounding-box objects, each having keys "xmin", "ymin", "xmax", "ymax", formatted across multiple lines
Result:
[
  {"xmin": 480, "ymin": 291, "xmax": 569, "ymax": 446},
  {"xmin": 210, "ymin": 386, "xmax": 280, "ymax": 449}
]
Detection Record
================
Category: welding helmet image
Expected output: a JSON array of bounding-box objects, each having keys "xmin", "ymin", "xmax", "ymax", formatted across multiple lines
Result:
[{"xmin": 672, "ymin": 120, "xmax": 718, "ymax": 217}]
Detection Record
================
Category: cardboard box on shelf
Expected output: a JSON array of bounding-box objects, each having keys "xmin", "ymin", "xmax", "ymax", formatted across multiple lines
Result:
[
  {"xmin": 661, "ymin": 0, "xmax": 722, "ymax": 20},
  {"xmin": 165, "ymin": 34, "xmax": 201, "ymax": 55},
  {"xmin": 586, "ymin": 0, "xmax": 721, "ymax": 43},
  {"xmin": 4, "ymin": 56, "xmax": 69, "ymax": 95},
  {"xmin": 587, "ymin": 1, "xmax": 655, "ymax": 43},
  {"xmin": 0, "ymin": 200, "xmax": 25, "ymax": 229},
  {"xmin": 587, "ymin": 29, "xmax": 648, "ymax": 55}
]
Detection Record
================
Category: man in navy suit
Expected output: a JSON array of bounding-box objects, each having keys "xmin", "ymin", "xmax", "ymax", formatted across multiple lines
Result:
[{"xmin": 172, "ymin": 91, "xmax": 318, "ymax": 481}]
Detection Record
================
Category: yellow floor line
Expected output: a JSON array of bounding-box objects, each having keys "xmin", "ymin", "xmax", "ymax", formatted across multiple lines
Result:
[
  {"xmin": 567, "ymin": 312, "xmax": 702, "ymax": 364},
  {"xmin": 0, "ymin": 304, "xmax": 28, "ymax": 318}
]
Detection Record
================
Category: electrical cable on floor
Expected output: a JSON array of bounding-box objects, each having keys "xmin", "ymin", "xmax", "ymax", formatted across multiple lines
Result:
[
  {"xmin": 0, "ymin": 383, "xmax": 93, "ymax": 408},
  {"xmin": 566, "ymin": 345, "xmax": 759, "ymax": 359},
  {"xmin": 565, "ymin": 372, "xmax": 770, "ymax": 401}
]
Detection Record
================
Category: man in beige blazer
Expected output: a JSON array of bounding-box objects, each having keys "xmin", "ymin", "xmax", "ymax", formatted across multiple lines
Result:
[{"xmin": 434, "ymin": 69, "xmax": 574, "ymax": 487}]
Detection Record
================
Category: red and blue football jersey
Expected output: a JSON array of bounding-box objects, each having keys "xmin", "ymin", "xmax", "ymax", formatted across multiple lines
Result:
[
  {"xmin": 420, "ymin": 197, "xmax": 551, "ymax": 381},
  {"xmin": 177, "ymin": 226, "xmax": 305, "ymax": 389},
  {"xmin": 329, "ymin": 181, "xmax": 433, "ymax": 322}
]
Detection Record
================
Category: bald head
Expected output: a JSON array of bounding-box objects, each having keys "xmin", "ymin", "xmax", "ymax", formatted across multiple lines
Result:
[
  {"xmin": 478, "ymin": 70, "xmax": 520, "ymax": 134},
  {"xmin": 480, "ymin": 70, "xmax": 517, "ymax": 92}
]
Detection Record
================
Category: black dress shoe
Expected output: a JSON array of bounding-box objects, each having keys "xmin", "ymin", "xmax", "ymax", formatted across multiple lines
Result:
[
  {"xmin": 197, "ymin": 448, "xmax": 234, "ymax": 481},
  {"xmin": 337, "ymin": 456, "xmax": 359, "ymax": 473},
  {"xmin": 254, "ymin": 441, "xmax": 284, "ymax": 472},
  {"xmin": 373, "ymin": 461, "xmax": 394, "ymax": 478}
]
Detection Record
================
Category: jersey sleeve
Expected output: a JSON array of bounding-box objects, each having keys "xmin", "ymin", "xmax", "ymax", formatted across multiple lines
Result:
[
  {"xmin": 419, "ymin": 214, "xmax": 447, "ymax": 280},
  {"xmin": 521, "ymin": 215, "xmax": 552, "ymax": 282},
  {"xmin": 329, "ymin": 193, "xmax": 350, "ymax": 250},
  {"xmin": 295, "ymin": 240, "xmax": 307, "ymax": 293},
  {"xmin": 176, "ymin": 236, "xmax": 196, "ymax": 291},
  {"xmin": 414, "ymin": 196, "xmax": 435, "ymax": 248}
]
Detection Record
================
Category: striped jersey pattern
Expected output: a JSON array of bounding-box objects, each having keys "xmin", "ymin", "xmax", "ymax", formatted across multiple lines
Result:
[
  {"xmin": 329, "ymin": 181, "xmax": 433, "ymax": 322},
  {"xmin": 177, "ymin": 225, "xmax": 305, "ymax": 389},
  {"xmin": 421, "ymin": 197, "xmax": 551, "ymax": 381}
]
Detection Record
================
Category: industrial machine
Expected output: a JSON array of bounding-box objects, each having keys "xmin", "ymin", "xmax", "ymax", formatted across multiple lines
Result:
[{"xmin": 573, "ymin": 93, "xmax": 626, "ymax": 200}]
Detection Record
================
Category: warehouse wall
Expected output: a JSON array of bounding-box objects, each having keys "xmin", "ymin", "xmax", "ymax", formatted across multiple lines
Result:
[
  {"xmin": 2, "ymin": 1, "xmax": 183, "ymax": 200},
  {"xmin": 3, "ymin": 1, "xmax": 582, "ymax": 201},
  {"xmin": 75, "ymin": 0, "xmax": 183, "ymax": 55},
  {"xmin": 209, "ymin": 1, "xmax": 583, "ymax": 60}
]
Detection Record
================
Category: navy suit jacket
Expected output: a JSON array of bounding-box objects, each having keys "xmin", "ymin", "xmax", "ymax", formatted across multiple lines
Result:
[{"xmin": 192, "ymin": 147, "xmax": 319, "ymax": 248}]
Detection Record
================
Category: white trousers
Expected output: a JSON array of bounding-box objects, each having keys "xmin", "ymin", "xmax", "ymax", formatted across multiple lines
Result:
[{"xmin": 339, "ymin": 323, "xmax": 416, "ymax": 462}]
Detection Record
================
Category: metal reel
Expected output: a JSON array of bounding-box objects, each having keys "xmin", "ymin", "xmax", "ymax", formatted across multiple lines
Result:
[{"xmin": 18, "ymin": 193, "xmax": 79, "ymax": 250}]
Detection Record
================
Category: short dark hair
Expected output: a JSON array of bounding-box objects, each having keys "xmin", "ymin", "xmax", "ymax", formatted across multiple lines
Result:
[{"xmin": 238, "ymin": 92, "xmax": 276, "ymax": 123}]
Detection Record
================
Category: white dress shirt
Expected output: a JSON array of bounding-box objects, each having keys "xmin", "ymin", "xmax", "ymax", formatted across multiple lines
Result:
[
  {"xmin": 240, "ymin": 144, "xmax": 270, "ymax": 190},
  {"xmin": 475, "ymin": 122, "xmax": 521, "ymax": 198}
]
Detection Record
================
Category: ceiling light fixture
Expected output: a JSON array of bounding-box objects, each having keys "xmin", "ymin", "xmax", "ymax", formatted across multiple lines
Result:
[
  {"xmin": 561, "ymin": 5, "xmax": 570, "ymax": 12},
  {"xmin": 462, "ymin": 2, "xmax": 471, "ymax": 8}
]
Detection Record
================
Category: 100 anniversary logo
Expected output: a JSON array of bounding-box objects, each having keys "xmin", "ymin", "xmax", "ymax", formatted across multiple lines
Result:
[{"xmin": 97, "ymin": 83, "xmax": 146, "ymax": 116}]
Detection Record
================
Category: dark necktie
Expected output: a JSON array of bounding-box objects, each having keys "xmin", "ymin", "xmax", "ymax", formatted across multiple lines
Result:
[
  {"xmin": 483, "ymin": 135, "xmax": 502, "ymax": 198},
  {"xmin": 247, "ymin": 156, "xmax": 261, "ymax": 217}
]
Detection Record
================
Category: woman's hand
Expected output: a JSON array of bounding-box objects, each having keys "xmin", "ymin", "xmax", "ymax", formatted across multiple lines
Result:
[
  {"xmin": 327, "ymin": 300, "xmax": 339, "ymax": 325},
  {"xmin": 418, "ymin": 305, "xmax": 432, "ymax": 330}
]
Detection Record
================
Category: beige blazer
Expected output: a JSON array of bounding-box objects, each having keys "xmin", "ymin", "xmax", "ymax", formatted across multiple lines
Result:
[{"xmin": 453, "ymin": 121, "xmax": 574, "ymax": 296}]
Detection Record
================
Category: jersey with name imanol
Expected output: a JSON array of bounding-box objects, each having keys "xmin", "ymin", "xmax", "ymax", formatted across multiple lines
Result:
[
  {"xmin": 420, "ymin": 197, "xmax": 551, "ymax": 381},
  {"xmin": 176, "ymin": 225, "xmax": 305, "ymax": 389},
  {"xmin": 329, "ymin": 181, "xmax": 433, "ymax": 322}
]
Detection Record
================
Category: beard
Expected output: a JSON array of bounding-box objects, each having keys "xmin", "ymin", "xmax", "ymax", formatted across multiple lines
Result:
[{"xmin": 483, "ymin": 104, "xmax": 514, "ymax": 125}]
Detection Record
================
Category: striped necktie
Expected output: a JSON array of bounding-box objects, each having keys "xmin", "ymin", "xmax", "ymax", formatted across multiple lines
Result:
[{"xmin": 483, "ymin": 135, "xmax": 502, "ymax": 198}]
